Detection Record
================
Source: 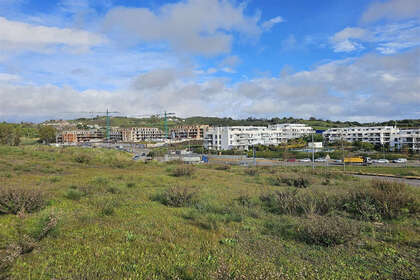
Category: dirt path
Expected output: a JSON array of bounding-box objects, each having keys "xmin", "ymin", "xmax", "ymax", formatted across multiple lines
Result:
[{"xmin": 353, "ymin": 174, "xmax": 420, "ymax": 187}]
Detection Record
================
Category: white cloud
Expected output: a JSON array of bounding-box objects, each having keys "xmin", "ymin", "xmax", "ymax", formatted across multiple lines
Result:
[
  {"xmin": 0, "ymin": 16, "xmax": 107, "ymax": 53},
  {"xmin": 261, "ymin": 16, "xmax": 284, "ymax": 30},
  {"xmin": 362, "ymin": 0, "xmax": 420, "ymax": 23},
  {"xmin": 1, "ymin": 48, "xmax": 419, "ymax": 122},
  {"xmin": 330, "ymin": 22, "xmax": 420, "ymax": 54},
  {"xmin": 103, "ymin": 0, "xmax": 261, "ymax": 55},
  {"xmin": 0, "ymin": 73, "xmax": 20, "ymax": 83},
  {"xmin": 220, "ymin": 55, "xmax": 241, "ymax": 67}
]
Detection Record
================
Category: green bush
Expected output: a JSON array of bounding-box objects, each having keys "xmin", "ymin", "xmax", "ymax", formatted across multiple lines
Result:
[
  {"xmin": 101, "ymin": 202, "xmax": 115, "ymax": 216},
  {"xmin": 106, "ymin": 186, "xmax": 121, "ymax": 194},
  {"xmin": 171, "ymin": 165, "xmax": 194, "ymax": 177},
  {"xmin": 343, "ymin": 180, "xmax": 418, "ymax": 221},
  {"xmin": 260, "ymin": 190, "xmax": 337, "ymax": 216},
  {"xmin": 74, "ymin": 154, "xmax": 91, "ymax": 164},
  {"xmin": 268, "ymin": 175, "xmax": 310, "ymax": 188},
  {"xmin": 153, "ymin": 186, "xmax": 197, "ymax": 207},
  {"xmin": 244, "ymin": 168, "xmax": 258, "ymax": 176},
  {"xmin": 297, "ymin": 215, "xmax": 359, "ymax": 246},
  {"xmin": 0, "ymin": 187, "xmax": 45, "ymax": 214},
  {"xmin": 64, "ymin": 188, "xmax": 85, "ymax": 201},
  {"xmin": 30, "ymin": 212, "xmax": 59, "ymax": 241}
]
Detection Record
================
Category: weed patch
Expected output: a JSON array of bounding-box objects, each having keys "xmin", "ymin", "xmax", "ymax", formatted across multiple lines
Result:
[
  {"xmin": 171, "ymin": 165, "xmax": 195, "ymax": 177},
  {"xmin": 343, "ymin": 180, "xmax": 418, "ymax": 221},
  {"xmin": 153, "ymin": 186, "xmax": 197, "ymax": 207},
  {"xmin": 244, "ymin": 168, "xmax": 258, "ymax": 176},
  {"xmin": 260, "ymin": 190, "xmax": 338, "ymax": 216},
  {"xmin": 0, "ymin": 187, "xmax": 45, "ymax": 214},
  {"xmin": 296, "ymin": 215, "xmax": 360, "ymax": 246}
]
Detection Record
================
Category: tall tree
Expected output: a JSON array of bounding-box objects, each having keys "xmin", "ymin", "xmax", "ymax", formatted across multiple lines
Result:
[{"xmin": 38, "ymin": 126, "xmax": 57, "ymax": 144}]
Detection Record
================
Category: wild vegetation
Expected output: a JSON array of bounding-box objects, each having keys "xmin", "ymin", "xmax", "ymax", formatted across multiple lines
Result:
[{"xmin": 0, "ymin": 145, "xmax": 419, "ymax": 279}]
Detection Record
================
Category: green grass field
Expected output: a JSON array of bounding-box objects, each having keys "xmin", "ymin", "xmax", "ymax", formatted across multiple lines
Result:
[{"xmin": 0, "ymin": 145, "xmax": 419, "ymax": 279}]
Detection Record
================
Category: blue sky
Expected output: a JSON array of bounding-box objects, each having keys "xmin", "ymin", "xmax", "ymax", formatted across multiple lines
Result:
[{"xmin": 0, "ymin": 0, "xmax": 419, "ymax": 122}]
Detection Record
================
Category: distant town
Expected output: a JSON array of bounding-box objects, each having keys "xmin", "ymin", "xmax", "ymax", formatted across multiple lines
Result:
[{"xmin": 49, "ymin": 119, "xmax": 420, "ymax": 153}]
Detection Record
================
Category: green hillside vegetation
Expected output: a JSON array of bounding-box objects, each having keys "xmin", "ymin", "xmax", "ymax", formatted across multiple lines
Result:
[
  {"xmin": 67, "ymin": 116, "xmax": 420, "ymax": 131},
  {"xmin": 0, "ymin": 145, "xmax": 419, "ymax": 279}
]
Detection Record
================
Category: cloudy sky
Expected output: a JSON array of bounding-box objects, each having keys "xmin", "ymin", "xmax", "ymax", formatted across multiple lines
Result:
[{"xmin": 0, "ymin": 0, "xmax": 419, "ymax": 122}]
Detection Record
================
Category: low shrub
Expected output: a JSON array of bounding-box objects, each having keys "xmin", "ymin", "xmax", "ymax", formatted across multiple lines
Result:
[
  {"xmin": 260, "ymin": 190, "xmax": 337, "ymax": 216},
  {"xmin": 90, "ymin": 176, "xmax": 109, "ymax": 187},
  {"xmin": 30, "ymin": 212, "xmax": 59, "ymax": 241},
  {"xmin": 235, "ymin": 194, "xmax": 254, "ymax": 208},
  {"xmin": 244, "ymin": 168, "xmax": 258, "ymax": 176},
  {"xmin": 101, "ymin": 204, "xmax": 115, "ymax": 216},
  {"xmin": 153, "ymin": 186, "xmax": 197, "ymax": 207},
  {"xmin": 296, "ymin": 215, "xmax": 359, "ymax": 246},
  {"xmin": 214, "ymin": 165, "xmax": 231, "ymax": 171},
  {"xmin": 171, "ymin": 165, "xmax": 194, "ymax": 177},
  {"xmin": 106, "ymin": 186, "xmax": 121, "ymax": 194},
  {"xmin": 64, "ymin": 188, "xmax": 85, "ymax": 201},
  {"xmin": 74, "ymin": 154, "xmax": 91, "ymax": 164},
  {"xmin": 343, "ymin": 180, "xmax": 418, "ymax": 221},
  {"xmin": 0, "ymin": 187, "xmax": 45, "ymax": 214},
  {"xmin": 269, "ymin": 175, "xmax": 310, "ymax": 188}
]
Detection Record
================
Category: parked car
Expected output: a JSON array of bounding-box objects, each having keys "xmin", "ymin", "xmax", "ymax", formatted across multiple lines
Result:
[
  {"xmin": 298, "ymin": 158, "xmax": 311, "ymax": 162},
  {"xmin": 132, "ymin": 155, "xmax": 140, "ymax": 161},
  {"xmin": 393, "ymin": 158, "xmax": 407, "ymax": 163},
  {"xmin": 376, "ymin": 159, "xmax": 389, "ymax": 163},
  {"xmin": 314, "ymin": 158, "xmax": 326, "ymax": 162},
  {"xmin": 333, "ymin": 159, "xmax": 342, "ymax": 163},
  {"xmin": 287, "ymin": 158, "xmax": 296, "ymax": 162}
]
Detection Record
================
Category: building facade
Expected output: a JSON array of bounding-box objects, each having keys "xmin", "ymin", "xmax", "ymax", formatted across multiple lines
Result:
[
  {"xmin": 170, "ymin": 125, "xmax": 209, "ymax": 140},
  {"xmin": 204, "ymin": 124, "xmax": 315, "ymax": 150},
  {"xmin": 323, "ymin": 126, "xmax": 420, "ymax": 152},
  {"xmin": 322, "ymin": 126, "xmax": 399, "ymax": 146},
  {"xmin": 111, "ymin": 127, "xmax": 163, "ymax": 142},
  {"xmin": 56, "ymin": 130, "xmax": 103, "ymax": 144},
  {"xmin": 391, "ymin": 129, "xmax": 420, "ymax": 152}
]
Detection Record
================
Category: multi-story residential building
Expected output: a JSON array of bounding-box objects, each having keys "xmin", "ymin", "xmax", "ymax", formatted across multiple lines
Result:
[
  {"xmin": 268, "ymin": 124, "xmax": 315, "ymax": 144},
  {"xmin": 322, "ymin": 126, "xmax": 399, "ymax": 146},
  {"xmin": 111, "ymin": 127, "xmax": 163, "ymax": 142},
  {"xmin": 204, "ymin": 124, "xmax": 315, "ymax": 150},
  {"xmin": 170, "ymin": 125, "xmax": 209, "ymax": 140},
  {"xmin": 391, "ymin": 129, "xmax": 420, "ymax": 152},
  {"xmin": 56, "ymin": 130, "xmax": 103, "ymax": 144}
]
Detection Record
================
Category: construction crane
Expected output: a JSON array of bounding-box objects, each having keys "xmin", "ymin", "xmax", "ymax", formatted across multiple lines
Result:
[
  {"xmin": 62, "ymin": 109, "xmax": 120, "ymax": 141},
  {"xmin": 129, "ymin": 111, "xmax": 176, "ymax": 139}
]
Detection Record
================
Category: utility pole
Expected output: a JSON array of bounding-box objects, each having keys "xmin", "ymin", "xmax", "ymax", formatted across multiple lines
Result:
[
  {"xmin": 253, "ymin": 145, "xmax": 256, "ymax": 167},
  {"xmin": 312, "ymin": 133, "xmax": 315, "ymax": 170},
  {"xmin": 164, "ymin": 111, "xmax": 168, "ymax": 140},
  {"xmin": 106, "ymin": 108, "xmax": 110, "ymax": 142},
  {"xmin": 341, "ymin": 129, "xmax": 345, "ymax": 172}
]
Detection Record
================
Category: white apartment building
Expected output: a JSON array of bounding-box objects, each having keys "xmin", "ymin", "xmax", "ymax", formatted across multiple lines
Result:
[
  {"xmin": 204, "ymin": 124, "xmax": 315, "ymax": 150},
  {"xmin": 391, "ymin": 129, "xmax": 420, "ymax": 152},
  {"xmin": 322, "ymin": 126, "xmax": 399, "ymax": 146},
  {"xmin": 323, "ymin": 126, "xmax": 420, "ymax": 152},
  {"xmin": 268, "ymin": 124, "xmax": 315, "ymax": 143}
]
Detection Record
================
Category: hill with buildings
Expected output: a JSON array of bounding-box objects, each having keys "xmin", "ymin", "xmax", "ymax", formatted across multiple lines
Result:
[{"xmin": 64, "ymin": 116, "xmax": 420, "ymax": 131}]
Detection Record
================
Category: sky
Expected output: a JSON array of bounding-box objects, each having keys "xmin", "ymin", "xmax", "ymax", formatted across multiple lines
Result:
[{"xmin": 0, "ymin": 0, "xmax": 419, "ymax": 122}]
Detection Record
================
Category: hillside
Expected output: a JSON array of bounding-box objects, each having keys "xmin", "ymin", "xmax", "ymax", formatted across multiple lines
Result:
[
  {"xmin": 66, "ymin": 116, "xmax": 420, "ymax": 130},
  {"xmin": 0, "ymin": 145, "xmax": 419, "ymax": 279}
]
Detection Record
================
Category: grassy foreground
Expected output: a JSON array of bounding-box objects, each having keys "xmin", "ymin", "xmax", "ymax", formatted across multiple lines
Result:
[{"xmin": 0, "ymin": 145, "xmax": 419, "ymax": 279}]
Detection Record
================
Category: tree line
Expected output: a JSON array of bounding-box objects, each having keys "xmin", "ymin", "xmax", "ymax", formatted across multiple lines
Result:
[{"xmin": 0, "ymin": 122, "xmax": 56, "ymax": 145}]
